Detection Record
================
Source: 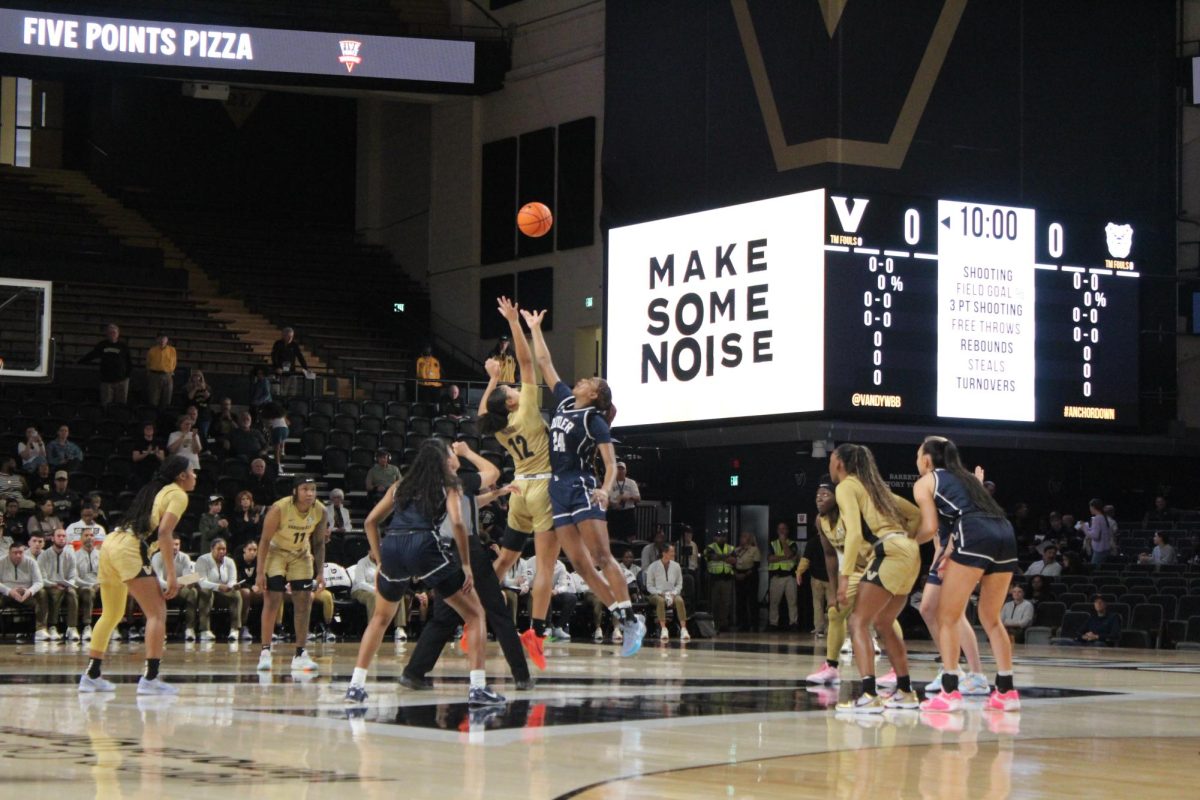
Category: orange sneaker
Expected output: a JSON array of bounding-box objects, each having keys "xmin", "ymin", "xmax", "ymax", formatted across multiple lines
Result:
[
  {"xmin": 459, "ymin": 624, "xmax": 469, "ymax": 654},
  {"xmin": 520, "ymin": 628, "xmax": 547, "ymax": 671}
]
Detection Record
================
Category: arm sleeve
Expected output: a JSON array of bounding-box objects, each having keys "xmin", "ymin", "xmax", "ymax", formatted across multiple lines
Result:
[
  {"xmin": 197, "ymin": 556, "xmax": 219, "ymax": 591},
  {"xmin": 835, "ymin": 482, "xmax": 865, "ymax": 577},
  {"xmin": 645, "ymin": 563, "xmax": 662, "ymax": 595},
  {"xmin": 164, "ymin": 490, "xmax": 189, "ymax": 522},
  {"xmin": 670, "ymin": 564, "xmax": 683, "ymax": 593},
  {"xmin": 893, "ymin": 494, "xmax": 922, "ymax": 535},
  {"xmin": 294, "ymin": 344, "xmax": 309, "ymax": 370},
  {"xmin": 1016, "ymin": 603, "xmax": 1035, "ymax": 628},
  {"xmin": 28, "ymin": 559, "xmax": 43, "ymax": 595},
  {"xmin": 78, "ymin": 343, "xmax": 100, "ymax": 364}
]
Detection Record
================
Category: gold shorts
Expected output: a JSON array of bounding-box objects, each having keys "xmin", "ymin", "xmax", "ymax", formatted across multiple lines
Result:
[
  {"xmin": 506, "ymin": 478, "xmax": 553, "ymax": 534},
  {"xmin": 828, "ymin": 571, "xmax": 863, "ymax": 623},
  {"xmin": 98, "ymin": 531, "xmax": 153, "ymax": 584},
  {"xmin": 265, "ymin": 547, "xmax": 314, "ymax": 584},
  {"xmin": 862, "ymin": 535, "xmax": 920, "ymax": 596}
]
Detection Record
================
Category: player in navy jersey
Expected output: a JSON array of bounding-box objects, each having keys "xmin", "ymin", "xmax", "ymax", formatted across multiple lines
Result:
[
  {"xmin": 521, "ymin": 308, "xmax": 646, "ymax": 657},
  {"xmin": 912, "ymin": 436, "xmax": 1020, "ymax": 713}
]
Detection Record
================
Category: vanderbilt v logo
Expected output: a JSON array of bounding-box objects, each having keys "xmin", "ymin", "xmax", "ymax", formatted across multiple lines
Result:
[{"xmin": 732, "ymin": 0, "xmax": 969, "ymax": 170}]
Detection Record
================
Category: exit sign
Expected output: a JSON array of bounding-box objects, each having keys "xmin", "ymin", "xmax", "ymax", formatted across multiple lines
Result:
[{"xmin": 730, "ymin": 475, "xmax": 739, "ymax": 487}]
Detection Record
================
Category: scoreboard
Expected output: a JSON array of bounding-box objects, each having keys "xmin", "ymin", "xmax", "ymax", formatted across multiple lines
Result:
[{"xmin": 606, "ymin": 189, "xmax": 1141, "ymax": 429}]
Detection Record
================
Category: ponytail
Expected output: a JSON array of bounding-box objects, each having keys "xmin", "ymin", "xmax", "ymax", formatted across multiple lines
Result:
[{"xmin": 121, "ymin": 455, "xmax": 191, "ymax": 535}]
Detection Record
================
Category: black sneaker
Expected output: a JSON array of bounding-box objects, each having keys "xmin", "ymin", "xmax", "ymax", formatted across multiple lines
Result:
[
  {"xmin": 344, "ymin": 685, "xmax": 368, "ymax": 705},
  {"xmin": 399, "ymin": 673, "xmax": 433, "ymax": 691},
  {"xmin": 468, "ymin": 685, "xmax": 507, "ymax": 706},
  {"xmin": 515, "ymin": 677, "xmax": 537, "ymax": 690}
]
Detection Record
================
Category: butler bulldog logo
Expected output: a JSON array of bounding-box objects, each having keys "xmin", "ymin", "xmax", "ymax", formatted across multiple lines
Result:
[
  {"xmin": 1104, "ymin": 223, "xmax": 1133, "ymax": 259},
  {"xmin": 338, "ymin": 39, "xmax": 362, "ymax": 73}
]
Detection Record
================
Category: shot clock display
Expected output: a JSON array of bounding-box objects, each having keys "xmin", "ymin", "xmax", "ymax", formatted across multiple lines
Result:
[{"xmin": 606, "ymin": 189, "xmax": 1140, "ymax": 429}]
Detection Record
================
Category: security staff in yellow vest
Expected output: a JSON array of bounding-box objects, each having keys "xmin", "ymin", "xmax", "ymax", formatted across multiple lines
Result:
[
  {"xmin": 767, "ymin": 522, "xmax": 799, "ymax": 630},
  {"xmin": 704, "ymin": 530, "xmax": 736, "ymax": 633}
]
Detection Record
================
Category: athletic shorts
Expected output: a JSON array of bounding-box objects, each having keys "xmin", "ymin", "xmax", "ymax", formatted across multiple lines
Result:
[
  {"xmin": 377, "ymin": 531, "xmax": 464, "ymax": 600},
  {"xmin": 500, "ymin": 526, "xmax": 533, "ymax": 554},
  {"xmin": 550, "ymin": 472, "xmax": 606, "ymax": 526},
  {"xmin": 925, "ymin": 536, "xmax": 952, "ymax": 587},
  {"xmin": 265, "ymin": 547, "xmax": 314, "ymax": 591},
  {"xmin": 950, "ymin": 514, "xmax": 1019, "ymax": 575},
  {"xmin": 270, "ymin": 426, "xmax": 289, "ymax": 445},
  {"xmin": 98, "ymin": 530, "xmax": 153, "ymax": 584},
  {"xmin": 861, "ymin": 534, "xmax": 920, "ymax": 596},
  {"xmin": 506, "ymin": 477, "xmax": 553, "ymax": 534},
  {"xmin": 827, "ymin": 570, "xmax": 864, "ymax": 623}
]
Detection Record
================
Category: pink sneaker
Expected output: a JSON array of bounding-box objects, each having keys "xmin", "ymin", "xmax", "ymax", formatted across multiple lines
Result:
[
  {"xmin": 919, "ymin": 689, "xmax": 963, "ymax": 712},
  {"xmin": 805, "ymin": 663, "xmax": 841, "ymax": 684},
  {"xmin": 987, "ymin": 689, "xmax": 1020, "ymax": 712},
  {"xmin": 876, "ymin": 669, "xmax": 898, "ymax": 688}
]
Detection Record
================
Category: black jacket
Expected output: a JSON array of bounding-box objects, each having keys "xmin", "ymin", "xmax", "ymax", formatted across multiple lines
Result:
[{"xmin": 79, "ymin": 339, "xmax": 132, "ymax": 382}]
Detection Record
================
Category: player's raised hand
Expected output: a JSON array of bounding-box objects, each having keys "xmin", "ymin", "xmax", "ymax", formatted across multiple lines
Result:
[
  {"xmin": 484, "ymin": 357, "xmax": 501, "ymax": 379},
  {"xmin": 497, "ymin": 295, "xmax": 519, "ymax": 321},
  {"xmin": 974, "ymin": 466, "xmax": 986, "ymax": 483},
  {"xmin": 520, "ymin": 308, "xmax": 546, "ymax": 329}
]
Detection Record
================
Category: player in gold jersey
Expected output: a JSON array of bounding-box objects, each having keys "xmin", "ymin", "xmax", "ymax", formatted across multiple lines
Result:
[
  {"xmin": 479, "ymin": 297, "xmax": 624, "ymax": 668},
  {"xmin": 78, "ymin": 455, "xmax": 194, "ymax": 695},
  {"xmin": 255, "ymin": 477, "xmax": 327, "ymax": 673}
]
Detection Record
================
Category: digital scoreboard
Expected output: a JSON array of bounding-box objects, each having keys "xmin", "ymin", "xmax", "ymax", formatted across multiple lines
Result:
[{"xmin": 607, "ymin": 189, "xmax": 1141, "ymax": 429}]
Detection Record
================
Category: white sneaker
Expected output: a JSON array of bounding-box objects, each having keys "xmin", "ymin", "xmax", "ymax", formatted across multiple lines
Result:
[
  {"xmin": 257, "ymin": 649, "xmax": 273, "ymax": 671},
  {"xmin": 79, "ymin": 673, "xmax": 116, "ymax": 693},
  {"xmin": 82, "ymin": 625, "xmax": 92, "ymax": 641},
  {"xmin": 48, "ymin": 628, "xmax": 62, "ymax": 641},
  {"xmin": 961, "ymin": 672, "xmax": 991, "ymax": 696},
  {"xmin": 307, "ymin": 631, "xmax": 317, "ymax": 642},
  {"xmin": 659, "ymin": 628, "xmax": 670, "ymax": 641},
  {"xmin": 199, "ymin": 630, "xmax": 216, "ymax": 642},
  {"xmin": 840, "ymin": 637, "xmax": 852, "ymax": 654},
  {"xmin": 395, "ymin": 629, "xmax": 408, "ymax": 642},
  {"xmin": 226, "ymin": 630, "xmax": 239, "ymax": 642},
  {"xmin": 553, "ymin": 626, "xmax": 571, "ymax": 641},
  {"xmin": 291, "ymin": 651, "xmax": 319, "ymax": 673},
  {"xmin": 323, "ymin": 628, "xmax": 337, "ymax": 642},
  {"xmin": 680, "ymin": 628, "xmax": 691, "ymax": 641},
  {"xmin": 872, "ymin": 637, "xmax": 881, "ymax": 655},
  {"xmin": 66, "ymin": 628, "xmax": 81, "ymax": 642},
  {"xmin": 34, "ymin": 629, "xmax": 50, "ymax": 642},
  {"xmin": 593, "ymin": 627, "xmax": 604, "ymax": 642},
  {"xmin": 137, "ymin": 677, "xmax": 179, "ymax": 695},
  {"xmin": 184, "ymin": 628, "xmax": 196, "ymax": 642},
  {"xmin": 612, "ymin": 626, "xmax": 623, "ymax": 643}
]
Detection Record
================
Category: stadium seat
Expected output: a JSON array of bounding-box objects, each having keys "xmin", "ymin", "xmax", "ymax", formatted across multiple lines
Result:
[
  {"xmin": 332, "ymin": 414, "xmax": 357, "ymax": 434},
  {"xmin": 338, "ymin": 400, "xmax": 361, "ymax": 418},
  {"xmin": 301, "ymin": 429, "xmax": 328, "ymax": 456},
  {"xmin": 357, "ymin": 415, "xmax": 383, "ymax": 435},
  {"xmin": 1129, "ymin": 604, "xmax": 1164, "ymax": 648},
  {"xmin": 322, "ymin": 447, "xmax": 349, "ymax": 474},
  {"xmin": 1050, "ymin": 611, "xmax": 1090, "ymax": 644},
  {"xmin": 1176, "ymin": 616, "xmax": 1200, "ymax": 651},
  {"xmin": 327, "ymin": 429, "xmax": 354, "ymax": 451},
  {"xmin": 1147, "ymin": 594, "xmax": 1177, "ymax": 620},
  {"xmin": 361, "ymin": 401, "xmax": 386, "ymax": 419},
  {"xmin": 1176, "ymin": 594, "xmax": 1200, "ymax": 621},
  {"xmin": 349, "ymin": 447, "xmax": 376, "ymax": 468},
  {"xmin": 353, "ymin": 431, "xmax": 379, "ymax": 451},
  {"xmin": 1032, "ymin": 601, "xmax": 1066, "ymax": 632},
  {"xmin": 381, "ymin": 431, "xmax": 406, "ymax": 452},
  {"xmin": 408, "ymin": 417, "xmax": 433, "ymax": 436},
  {"xmin": 344, "ymin": 464, "xmax": 368, "ymax": 493},
  {"xmin": 1118, "ymin": 630, "xmax": 1151, "ymax": 648}
]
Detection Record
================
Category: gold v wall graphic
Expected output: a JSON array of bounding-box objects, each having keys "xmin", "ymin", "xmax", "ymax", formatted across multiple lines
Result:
[{"xmin": 732, "ymin": 0, "xmax": 969, "ymax": 171}]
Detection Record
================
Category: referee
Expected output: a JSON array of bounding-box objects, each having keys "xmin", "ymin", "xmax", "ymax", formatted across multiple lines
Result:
[{"xmin": 402, "ymin": 443, "xmax": 534, "ymax": 690}]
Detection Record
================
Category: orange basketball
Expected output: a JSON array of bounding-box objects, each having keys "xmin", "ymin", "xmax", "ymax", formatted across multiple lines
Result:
[{"xmin": 517, "ymin": 202, "xmax": 553, "ymax": 238}]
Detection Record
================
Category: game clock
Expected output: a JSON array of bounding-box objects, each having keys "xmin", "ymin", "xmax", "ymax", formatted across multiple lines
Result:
[{"xmin": 605, "ymin": 189, "xmax": 1140, "ymax": 429}]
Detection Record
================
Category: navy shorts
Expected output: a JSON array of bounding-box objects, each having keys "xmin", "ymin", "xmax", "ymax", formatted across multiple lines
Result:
[
  {"xmin": 550, "ymin": 472, "xmax": 606, "ymax": 527},
  {"xmin": 950, "ymin": 514, "xmax": 1019, "ymax": 575},
  {"xmin": 377, "ymin": 531, "xmax": 464, "ymax": 600},
  {"xmin": 925, "ymin": 536, "xmax": 951, "ymax": 587}
]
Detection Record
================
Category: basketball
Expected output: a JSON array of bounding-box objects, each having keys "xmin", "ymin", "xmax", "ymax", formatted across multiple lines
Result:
[{"xmin": 517, "ymin": 201, "xmax": 553, "ymax": 238}]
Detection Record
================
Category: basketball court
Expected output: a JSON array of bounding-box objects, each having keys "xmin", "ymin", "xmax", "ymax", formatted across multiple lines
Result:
[{"xmin": 2, "ymin": 636, "xmax": 1196, "ymax": 798}]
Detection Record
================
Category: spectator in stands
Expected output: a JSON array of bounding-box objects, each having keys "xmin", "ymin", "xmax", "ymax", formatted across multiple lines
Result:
[
  {"xmin": 1000, "ymin": 584, "xmax": 1035, "ymax": 642},
  {"xmin": 48, "ymin": 471, "xmax": 80, "ymax": 521},
  {"xmin": 4, "ymin": 498, "xmax": 26, "ymax": 545},
  {"xmin": 261, "ymin": 403, "xmax": 290, "ymax": 475},
  {"xmin": 212, "ymin": 397, "xmax": 238, "ymax": 447},
  {"xmin": 1142, "ymin": 495, "xmax": 1179, "ymax": 527},
  {"xmin": 29, "ymin": 462, "xmax": 52, "ymax": 500},
  {"xmin": 365, "ymin": 449, "xmax": 400, "ymax": 504},
  {"xmin": 194, "ymin": 538, "xmax": 242, "ymax": 642},
  {"xmin": 415, "ymin": 344, "xmax": 442, "ymax": 402},
  {"xmin": 766, "ymin": 521, "xmax": 799, "ymax": 631},
  {"xmin": 74, "ymin": 528, "xmax": 99, "ymax": 641},
  {"xmin": 544, "ymin": 559, "xmax": 577, "ymax": 641},
  {"xmin": 1139, "ymin": 532, "xmax": 1177, "ymax": 566},
  {"xmin": 17, "ymin": 426, "xmax": 47, "ymax": 474},
  {"xmin": 197, "ymin": 495, "xmax": 229, "ymax": 553},
  {"xmin": 270, "ymin": 327, "xmax": 310, "ymax": 397},
  {"xmin": 500, "ymin": 555, "xmax": 532, "ymax": 626},
  {"xmin": 27, "ymin": 532, "xmax": 44, "ymax": 560},
  {"xmin": 151, "ymin": 534, "xmax": 198, "ymax": 640},
  {"xmin": 233, "ymin": 539, "xmax": 260, "ymax": 640},
  {"xmin": 1078, "ymin": 498, "xmax": 1115, "ymax": 565},
  {"xmin": 620, "ymin": 548, "xmax": 640, "ymax": 585},
  {"xmin": 0, "ymin": 543, "xmax": 42, "ymax": 625},
  {"xmin": 1027, "ymin": 574, "xmax": 1054, "ymax": 606},
  {"xmin": 609, "ymin": 462, "xmax": 641, "ymax": 540},
  {"xmin": 146, "ymin": 333, "xmax": 177, "ymax": 409},
  {"xmin": 438, "ymin": 384, "xmax": 467, "ymax": 419},
  {"xmin": 85, "ymin": 493, "xmax": 108, "ymax": 529},
  {"xmin": 351, "ymin": 552, "xmax": 408, "ymax": 642},
  {"xmin": 640, "ymin": 527, "xmax": 666, "ymax": 571},
  {"xmin": 326, "ymin": 489, "xmax": 351, "ymax": 536},
  {"xmin": 0, "ymin": 459, "xmax": 29, "ymax": 506},
  {"xmin": 677, "ymin": 525, "xmax": 700, "ymax": 580},
  {"xmin": 733, "ymin": 530, "xmax": 761, "ymax": 632},
  {"xmin": 167, "ymin": 415, "xmax": 203, "ymax": 472},
  {"xmin": 646, "ymin": 543, "xmax": 690, "ymax": 641},
  {"xmin": 47, "ymin": 426, "xmax": 83, "ymax": 473},
  {"xmin": 78, "ymin": 323, "xmax": 132, "ymax": 406},
  {"xmin": 1025, "ymin": 544, "xmax": 1062, "ymax": 577},
  {"xmin": 185, "ymin": 371, "xmax": 214, "ymax": 440},
  {"xmin": 249, "ymin": 367, "xmax": 273, "ymax": 419},
  {"xmin": 488, "ymin": 335, "xmax": 517, "ymax": 383},
  {"xmin": 130, "ymin": 422, "xmax": 166, "ymax": 488},
  {"xmin": 1060, "ymin": 551, "xmax": 1083, "ymax": 576},
  {"xmin": 226, "ymin": 411, "xmax": 268, "ymax": 462},
  {"xmin": 0, "ymin": 508, "xmax": 10, "ymax": 556},
  {"xmin": 244, "ymin": 459, "xmax": 277, "ymax": 508},
  {"xmin": 27, "ymin": 498, "xmax": 61, "ymax": 541},
  {"xmin": 36, "ymin": 528, "xmax": 80, "ymax": 640},
  {"xmin": 65, "ymin": 504, "xmax": 106, "ymax": 549},
  {"xmin": 1072, "ymin": 594, "xmax": 1122, "ymax": 646},
  {"xmin": 705, "ymin": 530, "xmax": 737, "ymax": 633}
]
